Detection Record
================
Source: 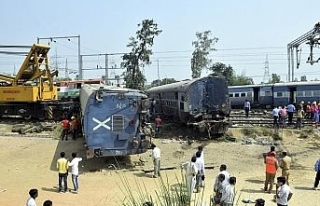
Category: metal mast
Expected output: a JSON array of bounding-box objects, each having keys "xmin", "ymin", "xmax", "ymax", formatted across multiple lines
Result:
[
  {"xmin": 262, "ymin": 55, "xmax": 270, "ymax": 83},
  {"xmin": 287, "ymin": 22, "xmax": 320, "ymax": 82}
]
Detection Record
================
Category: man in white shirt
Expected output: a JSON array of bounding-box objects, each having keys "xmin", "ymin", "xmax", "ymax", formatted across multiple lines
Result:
[
  {"xmin": 182, "ymin": 156, "xmax": 198, "ymax": 201},
  {"xmin": 220, "ymin": 176, "xmax": 236, "ymax": 206},
  {"xmin": 276, "ymin": 176, "xmax": 293, "ymax": 206},
  {"xmin": 195, "ymin": 151, "xmax": 205, "ymax": 192},
  {"xmin": 214, "ymin": 164, "xmax": 230, "ymax": 192},
  {"xmin": 244, "ymin": 99, "xmax": 251, "ymax": 117},
  {"xmin": 151, "ymin": 143, "xmax": 161, "ymax": 178},
  {"xmin": 68, "ymin": 152, "xmax": 83, "ymax": 193},
  {"xmin": 26, "ymin": 188, "xmax": 38, "ymax": 206},
  {"xmin": 195, "ymin": 146, "xmax": 205, "ymax": 164}
]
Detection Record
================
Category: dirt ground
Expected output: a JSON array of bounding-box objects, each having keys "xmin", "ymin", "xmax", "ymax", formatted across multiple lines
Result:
[{"xmin": 0, "ymin": 126, "xmax": 319, "ymax": 206}]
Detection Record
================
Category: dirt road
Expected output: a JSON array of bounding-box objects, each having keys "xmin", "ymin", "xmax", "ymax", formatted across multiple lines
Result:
[{"xmin": 0, "ymin": 127, "xmax": 319, "ymax": 205}]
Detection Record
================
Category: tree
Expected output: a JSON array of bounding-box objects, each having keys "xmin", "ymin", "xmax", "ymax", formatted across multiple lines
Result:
[
  {"xmin": 269, "ymin": 73, "xmax": 281, "ymax": 83},
  {"xmin": 121, "ymin": 19, "xmax": 162, "ymax": 89},
  {"xmin": 208, "ymin": 62, "xmax": 234, "ymax": 84},
  {"xmin": 191, "ymin": 31, "xmax": 218, "ymax": 78},
  {"xmin": 150, "ymin": 78, "xmax": 177, "ymax": 87},
  {"xmin": 300, "ymin": 75, "xmax": 307, "ymax": 81},
  {"xmin": 231, "ymin": 74, "xmax": 254, "ymax": 86}
]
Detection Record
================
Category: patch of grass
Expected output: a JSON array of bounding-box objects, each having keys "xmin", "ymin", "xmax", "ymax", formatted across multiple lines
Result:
[{"xmin": 120, "ymin": 171, "xmax": 206, "ymax": 206}]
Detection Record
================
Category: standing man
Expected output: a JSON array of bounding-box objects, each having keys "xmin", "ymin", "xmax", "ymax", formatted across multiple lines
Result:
[
  {"xmin": 214, "ymin": 164, "xmax": 230, "ymax": 193},
  {"xmin": 195, "ymin": 151, "xmax": 205, "ymax": 192},
  {"xmin": 273, "ymin": 106, "xmax": 280, "ymax": 128},
  {"xmin": 244, "ymin": 99, "xmax": 251, "ymax": 118},
  {"xmin": 70, "ymin": 116, "xmax": 80, "ymax": 140},
  {"xmin": 68, "ymin": 152, "xmax": 83, "ymax": 193},
  {"xmin": 195, "ymin": 145, "xmax": 205, "ymax": 164},
  {"xmin": 276, "ymin": 176, "xmax": 293, "ymax": 206},
  {"xmin": 219, "ymin": 176, "xmax": 237, "ymax": 206},
  {"xmin": 151, "ymin": 143, "xmax": 161, "ymax": 178},
  {"xmin": 154, "ymin": 115, "xmax": 162, "ymax": 137},
  {"xmin": 57, "ymin": 152, "xmax": 69, "ymax": 193},
  {"xmin": 287, "ymin": 102, "xmax": 296, "ymax": 124},
  {"xmin": 296, "ymin": 107, "xmax": 304, "ymax": 130},
  {"xmin": 182, "ymin": 156, "xmax": 198, "ymax": 201},
  {"xmin": 264, "ymin": 152, "xmax": 278, "ymax": 193},
  {"xmin": 279, "ymin": 106, "xmax": 287, "ymax": 127},
  {"xmin": 60, "ymin": 117, "xmax": 70, "ymax": 141},
  {"xmin": 313, "ymin": 157, "xmax": 320, "ymax": 190},
  {"xmin": 26, "ymin": 188, "xmax": 38, "ymax": 206},
  {"xmin": 280, "ymin": 151, "xmax": 292, "ymax": 185}
]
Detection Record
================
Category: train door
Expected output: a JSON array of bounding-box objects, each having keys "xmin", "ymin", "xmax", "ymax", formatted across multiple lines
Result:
[
  {"xmin": 253, "ymin": 87, "xmax": 260, "ymax": 104},
  {"xmin": 289, "ymin": 87, "xmax": 297, "ymax": 104}
]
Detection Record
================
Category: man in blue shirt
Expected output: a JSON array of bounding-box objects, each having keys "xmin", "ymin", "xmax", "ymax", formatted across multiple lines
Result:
[
  {"xmin": 286, "ymin": 103, "xmax": 296, "ymax": 124},
  {"xmin": 314, "ymin": 158, "xmax": 320, "ymax": 190}
]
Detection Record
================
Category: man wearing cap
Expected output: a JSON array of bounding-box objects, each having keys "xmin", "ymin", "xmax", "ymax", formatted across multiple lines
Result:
[
  {"xmin": 280, "ymin": 151, "xmax": 292, "ymax": 185},
  {"xmin": 264, "ymin": 152, "xmax": 278, "ymax": 193}
]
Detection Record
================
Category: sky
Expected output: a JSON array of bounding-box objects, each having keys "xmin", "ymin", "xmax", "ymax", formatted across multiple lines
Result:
[{"xmin": 1, "ymin": 0, "xmax": 320, "ymax": 84}]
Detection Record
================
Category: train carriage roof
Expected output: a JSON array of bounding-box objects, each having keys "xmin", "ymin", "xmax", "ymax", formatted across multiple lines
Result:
[{"xmin": 146, "ymin": 76, "xmax": 224, "ymax": 93}]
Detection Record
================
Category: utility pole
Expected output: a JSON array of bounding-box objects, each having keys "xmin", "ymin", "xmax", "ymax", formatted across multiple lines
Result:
[
  {"xmin": 65, "ymin": 58, "xmax": 69, "ymax": 79},
  {"xmin": 157, "ymin": 59, "xmax": 160, "ymax": 86},
  {"xmin": 105, "ymin": 54, "xmax": 109, "ymax": 85},
  {"xmin": 37, "ymin": 35, "xmax": 81, "ymax": 79}
]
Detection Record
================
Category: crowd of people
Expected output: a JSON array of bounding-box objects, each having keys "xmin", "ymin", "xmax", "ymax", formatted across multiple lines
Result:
[
  {"xmin": 149, "ymin": 143, "xmax": 320, "ymax": 206},
  {"xmin": 244, "ymin": 99, "xmax": 320, "ymax": 129},
  {"xmin": 60, "ymin": 116, "xmax": 81, "ymax": 141}
]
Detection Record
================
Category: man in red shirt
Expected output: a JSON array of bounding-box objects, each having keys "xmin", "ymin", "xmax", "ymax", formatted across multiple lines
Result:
[
  {"xmin": 155, "ymin": 115, "xmax": 162, "ymax": 137},
  {"xmin": 61, "ymin": 117, "xmax": 70, "ymax": 141}
]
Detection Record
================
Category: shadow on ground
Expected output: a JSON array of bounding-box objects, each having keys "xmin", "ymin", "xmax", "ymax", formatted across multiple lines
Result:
[{"xmin": 49, "ymin": 137, "xmax": 136, "ymax": 173}]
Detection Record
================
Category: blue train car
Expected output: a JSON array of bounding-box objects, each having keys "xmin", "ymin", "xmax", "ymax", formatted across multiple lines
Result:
[
  {"xmin": 228, "ymin": 84, "xmax": 273, "ymax": 109},
  {"xmin": 273, "ymin": 81, "xmax": 320, "ymax": 106},
  {"xmin": 80, "ymin": 84, "xmax": 151, "ymax": 158},
  {"xmin": 147, "ymin": 76, "xmax": 230, "ymax": 135}
]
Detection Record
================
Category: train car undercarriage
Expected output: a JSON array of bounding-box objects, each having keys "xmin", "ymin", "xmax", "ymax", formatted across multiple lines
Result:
[{"xmin": 0, "ymin": 101, "xmax": 78, "ymax": 120}]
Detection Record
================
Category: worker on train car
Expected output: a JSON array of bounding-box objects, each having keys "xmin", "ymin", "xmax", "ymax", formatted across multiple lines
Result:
[
  {"xmin": 286, "ymin": 103, "xmax": 296, "ymax": 124},
  {"xmin": 70, "ymin": 116, "xmax": 80, "ymax": 140},
  {"xmin": 60, "ymin": 117, "xmax": 70, "ymax": 141},
  {"xmin": 244, "ymin": 99, "xmax": 250, "ymax": 117}
]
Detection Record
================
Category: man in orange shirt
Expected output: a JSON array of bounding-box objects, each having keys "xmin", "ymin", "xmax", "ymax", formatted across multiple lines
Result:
[
  {"xmin": 264, "ymin": 152, "xmax": 278, "ymax": 193},
  {"xmin": 61, "ymin": 117, "xmax": 70, "ymax": 141},
  {"xmin": 70, "ymin": 116, "xmax": 80, "ymax": 140}
]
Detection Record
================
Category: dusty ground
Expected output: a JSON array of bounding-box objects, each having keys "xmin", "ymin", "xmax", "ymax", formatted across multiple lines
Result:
[{"xmin": 0, "ymin": 125, "xmax": 319, "ymax": 206}]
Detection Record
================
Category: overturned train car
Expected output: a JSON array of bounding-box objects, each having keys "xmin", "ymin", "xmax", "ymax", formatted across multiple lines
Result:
[
  {"xmin": 80, "ymin": 84, "xmax": 151, "ymax": 158},
  {"xmin": 147, "ymin": 76, "xmax": 230, "ymax": 136}
]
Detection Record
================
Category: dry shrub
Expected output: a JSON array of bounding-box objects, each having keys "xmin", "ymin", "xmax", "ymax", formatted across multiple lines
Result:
[{"xmin": 299, "ymin": 128, "xmax": 319, "ymax": 139}]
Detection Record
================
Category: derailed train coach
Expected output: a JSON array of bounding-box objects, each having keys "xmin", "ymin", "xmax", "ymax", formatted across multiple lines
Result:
[
  {"xmin": 80, "ymin": 84, "xmax": 151, "ymax": 158},
  {"xmin": 147, "ymin": 76, "xmax": 230, "ymax": 136}
]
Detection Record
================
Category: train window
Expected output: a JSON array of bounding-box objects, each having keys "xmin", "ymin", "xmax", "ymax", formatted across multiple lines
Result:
[
  {"xmin": 314, "ymin": 90, "xmax": 320, "ymax": 96},
  {"xmin": 234, "ymin": 93, "xmax": 239, "ymax": 97},
  {"xmin": 240, "ymin": 93, "xmax": 246, "ymax": 97},
  {"xmin": 297, "ymin": 91, "xmax": 304, "ymax": 97},
  {"xmin": 265, "ymin": 91, "xmax": 271, "ymax": 96},
  {"xmin": 305, "ymin": 91, "xmax": 312, "ymax": 97},
  {"xmin": 229, "ymin": 93, "xmax": 233, "ymax": 98},
  {"xmin": 276, "ymin": 92, "xmax": 283, "ymax": 97}
]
